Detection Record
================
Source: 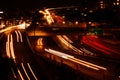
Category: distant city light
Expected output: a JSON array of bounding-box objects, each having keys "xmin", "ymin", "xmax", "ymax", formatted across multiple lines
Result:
[
  {"xmin": 113, "ymin": 0, "xmax": 119, "ymax": 5},
  {"xmin": 0, "ymin": 17, "xmax": 2, "ymax": 19},
  {"xmin": 75, "ymin": 21, "xmax": 78, "ymax": 25},
  {"xmin": 0, "ymin": 11, "xmax": 3, "ymax": 14},
  {"xmin": 62, "ymin": 21, "xmax": 65, "ymax": 24},
  {"xmin": 89, "ymin": 10, "xmax": 93, "ymax": 13}
]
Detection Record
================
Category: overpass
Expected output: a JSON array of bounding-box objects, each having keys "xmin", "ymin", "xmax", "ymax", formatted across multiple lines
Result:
[{"xmin": 26, "ymin": 26, "xmax": 86, "ymax": 36}]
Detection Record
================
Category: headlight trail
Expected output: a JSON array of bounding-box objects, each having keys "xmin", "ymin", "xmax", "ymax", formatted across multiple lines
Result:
[
  {"xmin": 39, "ymin": 9, "xmax": 54, "ymax": 24},
  {"xmin": 45, "ymin": 48, "xmax": 107, "ymax": 71},
  {"xmin": 27, "ymin": 63, "xmax": 38, "ymax": 80},
  {"xmin": 6, "ymin": 34, "xmax": 16, "ymax": 60},
  {"xmin": 21, "ymin": 63, "xmax": 30, "ymax": 80},
  {"xmin": 57, "ymin": 35, "xmax": 83, "ymax": 54}
]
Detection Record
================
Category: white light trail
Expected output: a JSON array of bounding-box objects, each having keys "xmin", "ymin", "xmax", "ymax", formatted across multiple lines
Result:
[
  {"xmin": 46, "ymin": 6, "xmax": 78, "ymax": 10},
  {"xmin": 80, "ymin": 48, "xmax": 94, "ymax": 55},
  {"xmin": 17, "ymin": 68, "xmax": 24, "ymax": 80},
  {"xmin": 57, "ymin": 35, "xmax": 83, "ymax": 54},
  {"xmin": 39, "ymin": 9, "xmax": 54, "ymax": 24},
  {"xmin": 21, "ymin": 63, "xmax": 30, "ymax": 80},
  {"xmin": 15, "ymin": 31, "xmax": 23, "ymax": 42},
  {"xmin": 15, "ymin": 31, "xmax": 19, "ymax": 42},
  {"xmin": 62, "ymin": 35, "xmax": 73, "ymax": 43},
  {"xmin": 17, "ymin": 31, "xmax": 23, "ymax": 42},
  {"xmin": 6, "ymin": 35, "xmax": 11, "ymax": 58},
  {"xmin": 6, "ymin": 34, "xmax": 16, "ymax": 61},
  {"xmin": 45, "ymin": 48, "xmax": 107, "ymax": 71},
  {"xmin": 11, "ymin": 68, "xmax": 17, "ymax": 79},
  {"xmin": 18, "ymin": 22, "xmax": 26, "ymax": 29},
  {"xmin": 27, "ymin": 63, "xmax": 38, "ymax": 80},
  {"xmin": 10, "ymin": 34, "xmax": 15, "ymax": 59}
]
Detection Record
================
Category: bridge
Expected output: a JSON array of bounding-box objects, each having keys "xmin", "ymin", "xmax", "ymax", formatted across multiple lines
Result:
[{"xmin": 26, "ymin": 25, "xmax": 86, "ymax": 36}]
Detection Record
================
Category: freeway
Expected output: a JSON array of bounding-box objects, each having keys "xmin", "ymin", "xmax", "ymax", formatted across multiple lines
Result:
[
  {"xmin": 0, "ymin": 22, "xmax": 120, "ymax": 80},
  {"xmin": 27, "ymin": 34, "xmax": 119, "ymax": 80},
  {"xmin": 0, "ymin": 30, "xmax": 51, "ymax": 80},
  {"xmin": 0, "ymin": 28, "xmax": 89, "ymax": 80}
]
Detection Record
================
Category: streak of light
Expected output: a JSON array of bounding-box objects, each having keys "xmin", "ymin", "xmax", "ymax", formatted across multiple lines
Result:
[
  {"xmin": 18, "ymin": 22, "xmax": 26, "ymax": 29},
  {"xmin": 62, "ymin": 35, "xmax": 73, "ymax": 43},
  {"xmin": 46, "ymin": 6, "xmax": 78, "ymax": 10},
  {"xmin": 37, "ymin": 38, "xmax": 43, "ymax": 46},
  {"xmin": 68, "ymin": 58, "xmax": 99, "ymax": 70},
  {"xmin": 27, "ymin": 63, "xmax": 38, "ymax": 80},
  {"xmin": 0, "ymin": 26, "xmax": 16, "ymax": 34},
  {"xmin": 0, "ymin": 22, "xmax": 29, "ymax": 34},
  {"xmin": 15, "ymin": 31, "xmax": 19, "ymax": 42},
  {"xmin": 45, "ymin": 48, "xmax": 107, "ymax": 71},
  {"xmin": 21, "ymin": 63, "xmax": 30, "ymax": 80},
  {"xmin": 17, "ymin": 31, "xmax": 23, "ymax": 42},
  {"xmin": 0, "ymin": 22, "xmax": 30, "ymax": 34},
  {"xmin": 6, "ymin": 35, "xmax": 10, "ymax": 58},
  {"xmin": 10, "ymin": 34, "xmax": 15, "ymax": 60},
  {"xmin": 57, "ymin": 35, "xmax": 83, "ymax": 54},
  {"xmin": 11, "ymin": 68, "xmax": 17, "ymax": 79},
  {"xmin": 0, "ymin": 23, "xmax": 5, "ymax": 28},
  {"xmin": 39, "ymin": 9, "xmax": 54, "ymax": 24},
  {"xmin": 80, "ymin": 48, "xmax": 94, "ymax": 55},
  {"xmin": 17, "ymin": 68, "xmax": 24, "ymax": 80},
  {"xmin": 69, "ymin": 57, "xmax": 107, "ymax": 70},
  {"xmin": 15, "ymin": 31, "xmax": 23, "ymax": 42}
]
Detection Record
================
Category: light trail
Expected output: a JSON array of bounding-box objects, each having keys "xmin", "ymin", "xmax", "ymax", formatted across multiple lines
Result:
[
  {"xmin": 57, "ymin": 35, "xmax": 83, "ymax": 54},
  {"xmin": 69, "ymin": 57, "xmax": 107, "ymax": 70},
  {"xmin": 17, "ymin": 31, "xmax": 23, "ymax": 42},
  {"xmin": 6, "ymin": 34, "xmax": 16, "ymax": 62},
  {"xmin": 0, "ymin": 26, "xmax": 16, "ymax": 34},
  {"xmin": 68, "ymin": 58, "xmax": 99, "ymax": 70},
  {"xmin": 17, "ymin": 68, "xmax": 24, "ymax": 80},
  {"xmin": 46, "ymin": 6, "xmax": 78, "ymax": 10},
  {"xmin": 15, "ymin": 31, "xmax": 19, "ymax": 42},
  {"xmin": 62, "ymin": 35, "xmax": 73, "ymax": 43},
  {"xmin": 39, "ymin": 9, "xmax": 54, "ymax": 24},
  {"xmin": 37, "ymin": 38, "xmax": 43, "ymax": 46},
  {"xmin": 45, "ymin": 48, "xmax": 107, "ymax": 71},
  {"xmin": 80, "ymin": 48, "xmax": 94, "ymax": 55},
  {"xmin": 11, "ymin": 68, "xmax": 17, "ymax": 79},
  {"xmin": 15, "ymin": 31, "xmax": 23, "ymax": 42},
  {"xmin": 0, "ymin": 22, "xmax": 30, "ymax": 34},
  {"xmin": 10, "ymin": 34, "xmax": 15, "ymax": 59},
  {"xmin": 6, "ymin": 35, "xmax": 11, "ymax": 58},
  {"xmin": 21, "ymin": 63, "xmax": 30, "ymax": 80},
  {"xmin": 27, "ymin": 63, "xmax": 38, "ymax": 80}
]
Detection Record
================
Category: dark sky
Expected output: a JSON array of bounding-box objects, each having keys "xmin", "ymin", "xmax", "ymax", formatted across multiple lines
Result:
[
  {"xmin": 0, "ymin": 0, "xmax": 114, "ymax": 9},
  {"xmin": 0, "ymin": 0, "xmax": 86, "ymax": 9}
]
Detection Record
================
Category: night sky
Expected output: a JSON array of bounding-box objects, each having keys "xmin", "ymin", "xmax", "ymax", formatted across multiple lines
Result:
[
  {"xmin": 0, "ymin": 0, "xmax": 97, "ymax": 9},
  {"xmin": 0, "ymin": 0, "xmax": 116, "ymax": 9}
]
